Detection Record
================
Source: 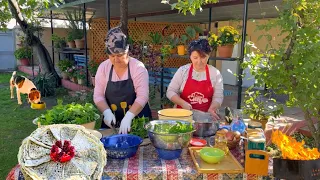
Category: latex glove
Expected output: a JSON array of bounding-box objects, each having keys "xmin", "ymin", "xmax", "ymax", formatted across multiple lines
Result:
[
  {"xmin": 103, "ymin": 109, "xmax": 116, "ymax": 128},
  {"xmin": 119, "ymin": 111, "xmax": 135, "ymax": 134},
  {"xmin": 181, "ymin": 101, "xmax": 192, "ymax": 110},
  {"xmin": 208, "ymin": 106, "xmax": 221, "ymax": 120}
]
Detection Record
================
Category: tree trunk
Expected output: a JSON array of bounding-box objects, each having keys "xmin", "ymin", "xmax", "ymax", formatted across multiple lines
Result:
[
  {"xmin": 304, "ymin": 110, "xmax": 320, "ymax": 150},
  {"xmin": 119, "ymin": 0, "xmax": 128, "ymax": 36},
  {"xmin": 8, "ymin": 0, "xmax": 61, "ymax": 86}
]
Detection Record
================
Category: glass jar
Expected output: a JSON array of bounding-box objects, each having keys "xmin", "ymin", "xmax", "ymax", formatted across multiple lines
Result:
[{"xmin": 209, "ymin": 131, "xmax": 229, "ymax": 154}]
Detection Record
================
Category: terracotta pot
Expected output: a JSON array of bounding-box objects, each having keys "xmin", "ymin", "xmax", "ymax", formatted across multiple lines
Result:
[
  {"xmin": 177, "ymin": 45, "xmax": 185, "ymax": 55},
  {"xmin": 210, "ymin": 50, "xmax": 216, "ymax": 57},
  {"xmin": 251, "ymin": 118, "xmax": 268, "ymax": 130},
  {"xmin": 71, "ymin": 77, "xmax": 77, "ymax": 83},
  {"xmin": 78, "ymin": 78, "xmax": 85, "ymax": 85},
  {"xmin": 170, "ymin": 48, "xmax": 177, "ymax": 54},
  {"xmin": 152, "ymin": 45, "xmax": 162, "ymax": 52},
  {"xmin": 67, "ymin": 41, "xmax": 76, "ymax": 48},
  {"xmin": 74, "ymin": 39, "xmax": 84, "ymax": 49},
  {"xmin": 61, "ymin": 72, "xmax": 69, "ymax": 80},
  {"xmin": 19, "ymin": 58, "xmax": 30, "ymax": 66},
  {"xmin": 218, "ymin": 44, "xmax": 234, "ymax": 58},
  {"xmin": 91, "ymin": 76, "xmax": 95, "ymax": 86},
  {"xmin": 80, "ymin": 121, "xmax": 96, "ymax": 130}
]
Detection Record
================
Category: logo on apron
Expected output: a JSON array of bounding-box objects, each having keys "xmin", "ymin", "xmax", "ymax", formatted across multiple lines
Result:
[{"xmin": 188, "ymin": 92, "xmax": 209, "ymax": 104}]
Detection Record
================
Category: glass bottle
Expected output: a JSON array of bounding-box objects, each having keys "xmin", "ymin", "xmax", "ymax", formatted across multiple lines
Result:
[{"xmin": 210, "ymin": 131, "xmax": 229, "ymax": 154}]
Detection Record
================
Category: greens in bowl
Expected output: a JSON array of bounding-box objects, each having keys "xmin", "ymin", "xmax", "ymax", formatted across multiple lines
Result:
[{"xmin": 36, "ymin": 100, "xmax": 99, "ymax": 125}]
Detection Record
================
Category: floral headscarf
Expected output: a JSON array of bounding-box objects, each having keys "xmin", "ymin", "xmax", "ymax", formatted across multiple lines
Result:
[
  {"xmin": 105, "ymin": 26, "xmax": 129, "ymax": 54},
  {"xmin": 187, "ymin": 39, "xmax": 212, "ymax": 55}
]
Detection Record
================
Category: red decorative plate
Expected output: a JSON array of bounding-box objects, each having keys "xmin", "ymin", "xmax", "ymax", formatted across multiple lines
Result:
[{"xmin": 190, "ymin": 138, "xmax": 207, "ymax": 147}]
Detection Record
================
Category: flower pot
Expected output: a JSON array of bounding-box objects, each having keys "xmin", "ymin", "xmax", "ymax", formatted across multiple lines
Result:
[
  {"xmin": 61, "ymin": 72, "xmax": 69, "ymax": 80},
  {"xmin": 273, "ymin": 158, "xmax": 320, "ymax": 180},
  {"xmin": 91, "ymin": 76, "xmax": 95, "ymax": 86},
  {"xmin": 74, "ymin": 39, "xmax": 84, "ymax": 49},
  {"xmin": 19, "ymin": 58, "xmax": 30, "ymax": 66},
  {"xmin": 170, "ymin": 48, "xmax": 177, "ymax": 54},
  {"xmin": 71, "ymin": 77, "xmax": 77, "ymax": 83},
  {"xmin": 218, "ymin": 44, "xmax": 234, "ymax": 58},
  {"xmin": 81, "ymin": 121, "xmax": 96, "ymax": 130},
  {"xmin": 177, "ymin": 45, "xmax": 185, "ymax": 55},
  {"xmin": 210, "ymin": 50, "xmax": 216, "ymax": 57},
  {"xmin": 67, "ymin": 41, "xmax": 76, "ymax": 48},
  {"xmin": 78, "ymin": 78, "xmax": 85, "ymax": 85}
]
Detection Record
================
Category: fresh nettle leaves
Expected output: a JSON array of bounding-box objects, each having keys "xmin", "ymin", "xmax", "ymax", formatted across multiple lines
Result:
[
  {"xmin": 37, "ymin": 100, "xmax": 98, "ymax": 125},
  {"xmin": 129, "ymin": 116, "xmax": 149, "ymax": 138},
  {"xmin": 154, "ymin": 121, "xmax": 194, "ymax": 134}
]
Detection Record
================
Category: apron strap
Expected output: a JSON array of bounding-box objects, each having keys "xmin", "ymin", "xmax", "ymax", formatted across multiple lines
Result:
[
  {"xmin": 188, "ymin": 64, "xmax": 194, "ymax": 79},
  {"xmin": 205, "ymin": 65, "xmax": 210, "ymax": 81}
]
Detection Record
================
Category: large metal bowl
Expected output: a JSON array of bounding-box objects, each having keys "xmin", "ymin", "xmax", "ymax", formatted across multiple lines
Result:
[{"xmin": 144, "ymin": 120, "xmax": 195, "ymax": 150}]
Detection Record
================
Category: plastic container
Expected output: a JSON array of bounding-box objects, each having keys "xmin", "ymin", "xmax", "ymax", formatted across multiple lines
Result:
[
  {"xmin": 100, "ymin": 134, "xmax": 143, "ymax": 159},
  {"xmin": 248, "ymin": 121, "xmax": 262, "ymax": 129},
  {"xmin": 158, "ymin": 108, "xmax": 193, "ymax": 122}
]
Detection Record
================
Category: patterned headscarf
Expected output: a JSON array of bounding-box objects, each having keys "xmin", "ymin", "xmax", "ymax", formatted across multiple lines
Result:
[
  {"xmin": 105, "ymin": 26, "xmax": 129, "ymax": 54},
  {"xmin": 187, "ymin": 39, "xmax": 212, "ymax": 55}
]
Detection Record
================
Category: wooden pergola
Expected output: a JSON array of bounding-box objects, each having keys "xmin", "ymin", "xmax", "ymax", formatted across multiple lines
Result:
[{"xmin": 42, "ymin": 0, "xmax": 282, "ymax": 109}]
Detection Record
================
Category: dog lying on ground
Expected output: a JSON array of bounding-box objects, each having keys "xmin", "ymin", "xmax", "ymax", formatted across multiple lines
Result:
[{"xmin": 10, "ymin": 71, "xmax": 41, "ymax": 105}]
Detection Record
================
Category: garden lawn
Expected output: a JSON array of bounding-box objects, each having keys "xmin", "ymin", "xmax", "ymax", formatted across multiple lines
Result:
[
  {"xmin": 0, "ymin": 72, "xmax": 47, "ymax": 178},
  {"xmin": 0, "ymin": 72, "xmax": 103, "ymax": 178}
]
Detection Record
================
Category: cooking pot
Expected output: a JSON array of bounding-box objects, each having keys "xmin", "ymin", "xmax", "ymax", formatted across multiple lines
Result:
[{"xmin": 193, "ymin": 110, "xmax": 219, "ymax": 137}]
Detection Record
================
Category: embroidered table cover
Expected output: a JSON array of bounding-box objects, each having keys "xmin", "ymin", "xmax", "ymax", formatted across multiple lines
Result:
[{"xmin": 7, "ymin": 144, "xmax": 274, "ymax": 180}]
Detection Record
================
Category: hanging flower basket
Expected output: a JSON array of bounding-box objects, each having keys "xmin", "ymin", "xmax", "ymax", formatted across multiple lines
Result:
[{"xmin": 218, "ymin": 44, "xmax": 234, "ymax": 58}]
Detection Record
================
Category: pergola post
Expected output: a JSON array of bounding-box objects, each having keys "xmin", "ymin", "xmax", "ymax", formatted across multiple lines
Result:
[
  {"xmin": 83, "ymin": 3, "xmax": 89, "ymax": 87},
  {"xmin": 50, "ymin": 10, "xmax": 54, "ymax": 68},
  {"xmin": 106, "ymin": 0, "xmax": 111, "ymax": 30},
  {"xmin": 237, "ymin": 0, "xmax": 249, "ymax": 109}
]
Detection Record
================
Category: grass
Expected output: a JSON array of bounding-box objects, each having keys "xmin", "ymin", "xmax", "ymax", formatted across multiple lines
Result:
[{"xmin": 0, "ymin": 72, "xmax": 101, "ymax": 179}]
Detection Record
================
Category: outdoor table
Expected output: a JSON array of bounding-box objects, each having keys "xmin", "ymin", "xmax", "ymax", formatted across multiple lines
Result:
[{"xmin": 6, "ymin": 139, "xmax": 274, "ymax": 180}]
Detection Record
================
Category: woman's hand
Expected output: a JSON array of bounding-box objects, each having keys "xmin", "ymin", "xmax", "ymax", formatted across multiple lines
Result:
[
  {"xmin": 181, "ymin": 101, "xmax": 192, "ymax": 110},
  {"xmin": 119, "ymin": 111, "xmax": 135, "ymax": 134},
  {"xmin": 208, "ymin": 106, "xmax": 220, "ymax": 120},
  {"xmin": 103, "ymin": 109, "xmax": 116, "ymax": 128}
]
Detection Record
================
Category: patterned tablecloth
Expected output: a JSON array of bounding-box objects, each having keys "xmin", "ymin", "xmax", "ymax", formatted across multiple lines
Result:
[{"xmin": 7, "ymin": 142, "xmax": 274, "ymax": 180}]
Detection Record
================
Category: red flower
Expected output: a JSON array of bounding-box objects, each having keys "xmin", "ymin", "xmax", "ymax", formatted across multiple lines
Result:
[{"xmin": 50, "ymin": 140, "xmax": 75, "ymax": 163}]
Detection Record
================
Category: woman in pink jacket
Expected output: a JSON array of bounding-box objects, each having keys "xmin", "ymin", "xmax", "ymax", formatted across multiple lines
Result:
[{"xmin": 94, "ymin": 27, "xmax": 151, "ymax": 134}]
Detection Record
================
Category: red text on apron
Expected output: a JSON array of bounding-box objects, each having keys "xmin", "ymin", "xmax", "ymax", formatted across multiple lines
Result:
[{"xmin": 177, "ymin": 64, "xmax": 214, "ymax": 112}]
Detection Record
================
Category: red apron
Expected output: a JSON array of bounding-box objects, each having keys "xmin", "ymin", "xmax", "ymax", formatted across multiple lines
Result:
[{"xmin": 177, "ymin": 64, "xmax": 214, "ymax": 112}]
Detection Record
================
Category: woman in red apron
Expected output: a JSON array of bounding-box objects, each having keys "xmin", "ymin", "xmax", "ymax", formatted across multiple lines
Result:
[{"xmin": 166, "ymin": 39, "xmax": 224, "ymax": 119}]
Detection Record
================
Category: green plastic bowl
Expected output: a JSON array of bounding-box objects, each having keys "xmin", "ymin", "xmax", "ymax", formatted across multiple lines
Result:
[{"xmin": 200, "ymin": 147, "xmax": 225, "ymax": 164}]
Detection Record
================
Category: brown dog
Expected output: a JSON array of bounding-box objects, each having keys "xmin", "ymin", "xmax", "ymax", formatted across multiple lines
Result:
[{"xmin": 10, "ymin": 71, "xmax": 41, "ymax": 105}]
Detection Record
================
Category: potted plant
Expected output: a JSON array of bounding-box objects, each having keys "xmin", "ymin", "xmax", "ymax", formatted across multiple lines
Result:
[
  {"xmin": 271, "ymin": 130, "xmax": 320, "ymax": 180},
  {"xmin": 242, "ymin": 89, "xmax": 283, "ymax": 130},
  {"xmin": 149, "ymin": 32, "xmax": 163, "ymax": 51},
  {"xmin": 76, "ymin": 67, "xmax": 86, "ymax": 85},
  {"xmin": 66, "ymin": 31, "xmax": 76, "ymax": 48},
  {"xmin": 67, "ymin": 66, "xmax": 77, "ymax": 83},
  {"xmin": 73, "ymin": 29, "xmax": 84, "ymax": 49},
  {"xmin": 177, "ymin": 35, "xmax": 188, "ymax": 55},
  {"xmin": 207, "ymin": 32, "xmax": 218, "ymax": 57},
  {"xmin": 35, "ymin": 100, "xmax": 100, "ymax": 129},
  {"xmin": 14, "ymin": 47, "xmax": 32, "ymax": 66},
  {"xmin": 58, "ymin": 59, "xmax": 73, "ymax": 79},
  {"xmin": 216, "ymin": 26, "xmax": 240, "ymax": 58},
  {"xmin": 167, "ymin": 36, "xmax": 179, "ymax": 54},
  {"xmin": 51, "ymin": 34, "xmax": 66, "ymax": 49},
  {"xmin": 88, "ymin": 59, "xmax": 102, "ymax": 86}
]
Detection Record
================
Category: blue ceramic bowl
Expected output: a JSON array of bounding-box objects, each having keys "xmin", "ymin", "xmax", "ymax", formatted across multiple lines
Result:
[
  {"xmin": 155, "ymin": 148, "xmax": 182, "ymax": 160},
  {"xmin": 100, "ymin": 134, "xmax": 143, "ymax": 159}
]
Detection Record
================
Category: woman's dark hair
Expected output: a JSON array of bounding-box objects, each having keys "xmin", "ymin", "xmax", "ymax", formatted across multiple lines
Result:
[{"xmin": 187, "ymin": 39, "xmax": 212, "ymax": 56}]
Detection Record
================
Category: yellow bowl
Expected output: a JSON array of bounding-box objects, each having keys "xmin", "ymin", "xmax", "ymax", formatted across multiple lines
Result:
[{"xmin": 31, "ymin": 102, "xmax": 46, "ymax": 110}]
